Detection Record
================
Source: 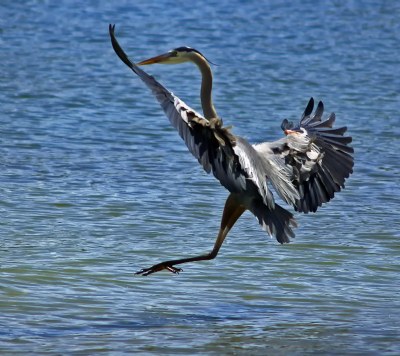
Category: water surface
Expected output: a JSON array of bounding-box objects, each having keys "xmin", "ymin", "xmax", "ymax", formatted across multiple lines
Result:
[{"xmin": 1, "ymin": 0, "xmax": 399, "ymax": 354}]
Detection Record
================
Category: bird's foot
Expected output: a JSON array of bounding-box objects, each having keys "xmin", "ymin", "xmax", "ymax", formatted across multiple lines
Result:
[{"xmin": 135, "ymin": 262, "xmax": 183, "ymax": 276}]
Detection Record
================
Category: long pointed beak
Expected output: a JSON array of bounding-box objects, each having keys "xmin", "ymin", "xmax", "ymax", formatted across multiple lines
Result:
[{"xmin": 137, "ymin": 53, "xmax": 171, "ymax": 65}]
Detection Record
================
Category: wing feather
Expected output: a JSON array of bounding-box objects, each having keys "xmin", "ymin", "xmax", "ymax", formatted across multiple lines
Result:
[
  {"xmin": 110, "ymin": 27, "xmax": 353, "ymax": 242},
  {"xmin": 109, "ymin": 25, "xmax": 247, "ymax": 195},
  {"xmin": 291, "ymin": 98, "xmax": 354, "ymax": 212},
  {"xmin": 256, "ymin": 98, "xmax": 354, "ymax": 213}
]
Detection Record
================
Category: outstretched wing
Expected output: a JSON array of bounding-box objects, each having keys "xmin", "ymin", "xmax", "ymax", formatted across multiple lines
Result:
[
  {"xmin": 109, "ymin": 25, "xmax": 247, "ymax": 195},
  {"xmin": 255, "ymin": 98, "xmax": 354, "ymax": 213}
]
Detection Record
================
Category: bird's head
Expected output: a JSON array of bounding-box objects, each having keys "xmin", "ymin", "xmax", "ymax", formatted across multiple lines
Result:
[{"xmin": 137, "ymin": 46, "xmax": 211, "ymax": 66}]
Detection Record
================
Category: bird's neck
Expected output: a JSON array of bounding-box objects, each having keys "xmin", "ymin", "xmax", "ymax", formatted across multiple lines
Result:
[{"xmin": 192, "ymin": 56, "xmax": 218, "ymax": 120}]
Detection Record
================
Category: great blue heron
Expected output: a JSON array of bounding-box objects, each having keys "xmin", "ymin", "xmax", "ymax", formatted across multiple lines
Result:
[{"xmin": 109, "ymin": 25, "xmax": 354, "ymax": 276}]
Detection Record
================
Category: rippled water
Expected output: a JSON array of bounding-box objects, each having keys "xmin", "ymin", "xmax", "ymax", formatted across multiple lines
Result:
[{"xmin": 1, "ymin": 0, "xmax": 399, "ymax": 354}]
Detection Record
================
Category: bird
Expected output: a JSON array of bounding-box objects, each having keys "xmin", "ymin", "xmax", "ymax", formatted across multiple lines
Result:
[{"xmin": 109, "ymin": 24, "xmax": 354, "ymax": 276}]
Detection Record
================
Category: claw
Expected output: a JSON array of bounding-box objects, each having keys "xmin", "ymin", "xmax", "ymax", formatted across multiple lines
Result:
[
  {"xmin": 135, "ymin": 263, "xmax": 183, "ymax": 276},
  {"xmin": 135, "ymin": 268, "xmax": 153, "ymax": 276},
  {"xmin": 166, "ymin": 266, "xmax": 182, "ymax": 274}
]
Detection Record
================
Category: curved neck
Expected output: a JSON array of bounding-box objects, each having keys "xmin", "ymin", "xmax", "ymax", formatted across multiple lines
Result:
[{"xmin": 191, "ymin": 55, "xmax": 218, "ymax": 120}]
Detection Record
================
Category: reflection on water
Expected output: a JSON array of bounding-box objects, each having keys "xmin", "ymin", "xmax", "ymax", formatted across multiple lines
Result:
[{"xmin": 1, "ymin": 0, "xmax": 399, "ymax": 354}]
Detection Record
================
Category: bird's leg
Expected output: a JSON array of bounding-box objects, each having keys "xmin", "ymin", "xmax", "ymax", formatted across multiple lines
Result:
[{"xmin": 135, "ymin": 193, "xmax": 246, "ymax": 276}]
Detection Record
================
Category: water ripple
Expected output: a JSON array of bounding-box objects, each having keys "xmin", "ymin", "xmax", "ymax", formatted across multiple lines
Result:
[{"xmin": 1, "ymin": 0, "xmax": 399, "ymax": 354}]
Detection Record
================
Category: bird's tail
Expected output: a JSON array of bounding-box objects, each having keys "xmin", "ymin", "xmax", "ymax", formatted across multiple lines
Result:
[{"xmin": 249, "ymin": 200, "xmax": 297, "ymax": 244}]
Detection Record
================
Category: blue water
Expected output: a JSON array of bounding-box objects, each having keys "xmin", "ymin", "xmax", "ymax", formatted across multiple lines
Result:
[{"xmin": 1, "ymin": 0, "xmax": 399, "ymax": 354}]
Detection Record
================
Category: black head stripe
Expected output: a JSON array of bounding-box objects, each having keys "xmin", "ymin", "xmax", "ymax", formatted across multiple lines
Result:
[
  {"xmin": 174, "ymin": 46, "xmax": 198, "ymax": 53},
  {"xmin": 173, "ymin": 46, "xmax": 215, "ymax": 65}
]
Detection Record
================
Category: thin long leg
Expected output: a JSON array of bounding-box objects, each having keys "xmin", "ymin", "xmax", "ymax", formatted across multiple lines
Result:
[{"xmin": 136, "ymin": 193, "xmax": 246, "ymax": 276}]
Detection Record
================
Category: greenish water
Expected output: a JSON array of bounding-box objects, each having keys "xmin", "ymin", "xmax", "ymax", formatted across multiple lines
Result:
[{"xmin": 1, "ymin": 0, "xmax": 399, "ymax": 354}]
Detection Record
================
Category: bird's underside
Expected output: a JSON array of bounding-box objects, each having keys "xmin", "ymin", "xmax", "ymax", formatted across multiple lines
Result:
[{"xmin": 109, "ymin": 25, "xmax": 354, "ymax": 275}]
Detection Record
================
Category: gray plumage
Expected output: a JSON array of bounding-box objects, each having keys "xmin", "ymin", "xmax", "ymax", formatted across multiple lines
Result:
[{"xmin": 109, "ymin": 25, "xmax": 354, "ymax": 275}]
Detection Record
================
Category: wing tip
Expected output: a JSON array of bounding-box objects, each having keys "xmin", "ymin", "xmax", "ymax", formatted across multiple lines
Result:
[{"xmin": 303, "ymin": 97, "xmax": 314, "ymax": 118}]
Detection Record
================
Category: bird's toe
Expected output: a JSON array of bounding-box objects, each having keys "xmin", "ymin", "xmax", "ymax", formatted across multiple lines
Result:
[{"xmin": 135, "ymin": 263, "xmax": 182, "ymax": 276}]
